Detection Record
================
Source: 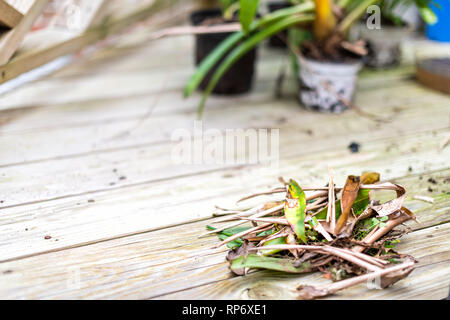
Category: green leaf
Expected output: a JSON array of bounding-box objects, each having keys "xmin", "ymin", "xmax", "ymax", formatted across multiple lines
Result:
[
  {"xmin": 230, "ymin": 254, "xmax": 312, "ymax": 273},
  {"xmin": 285, "ymin": 179, "xmax": 307, "ymax": 243},
  {"xmin": 207, "ymin": 225, "xmax": 251, "ymax": 249},
  {"xmin": 418, "ymin": 6, "xmax": 437, "ymax": 24},
  {"xmin": 239, "ymin": 0, "xmax": 259, "ymax": 35},
  {"xmin": 260, "ymin": 237, "xmax": 287, "ymax": 256}
]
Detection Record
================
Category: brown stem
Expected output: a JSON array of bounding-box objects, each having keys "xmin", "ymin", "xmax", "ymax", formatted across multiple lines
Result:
[{"xmin": 297, "ymin": 260, "xmax": 415, "ymax": 299}]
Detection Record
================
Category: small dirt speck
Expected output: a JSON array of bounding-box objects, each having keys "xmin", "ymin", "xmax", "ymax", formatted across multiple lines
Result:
[
  {"xmin": 3, "ymin": 270, "xmax": 13, "ymax": 275},
  {"xmin": 428, "ymin": 187, "xmax": 434, "ymax": 193},
  {"xmin": 119, "ymin": 176, "xmax": 126, "ymax": 180},
  {"xmin": 408, "ymin": 166, "xmax": 413, "ymax": 172},
  {"xmin": 348, "ymin": 142, "xmax": 360, "ymax": 153},
  {"xmin": 87, "ymin": 199, "xmax": 95, "ymax": 203},
  {"xmin": 44, "ymin": 235, "xmax": 51, "ymax": 240},
  {"xmin": 426, "ymin": 235, "xmax": 433, "ymax": 238},
  {"xmin": 428, "ymin": 178, "xmax": 437, "ymax": 184}
]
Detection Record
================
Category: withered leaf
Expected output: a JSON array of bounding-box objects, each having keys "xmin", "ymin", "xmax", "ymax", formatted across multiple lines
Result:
[
  {"xmin": 296, "ymin": 285, "xmax": 329, "ymax": 300},
  {"xmin": 379, "ymin": 256, "xmax": 416, "ymax": 288},
  {"xmin": 226, "ymin": 241, "xmax": 256, "ymax": 264},
  {"xmin": 360, "ymin": 172, "xmax": 380, "ymax": 184},
  {"xmin": 335, "ymin": 175, "xmax": 360, "ymax": 234},
  {"xmin": 371, "ymin": 183, "xmax": 406, "ymax": 217},
  {"xmin": 229, "ymin": 254, "xmax": 313, "ymax": 275}
]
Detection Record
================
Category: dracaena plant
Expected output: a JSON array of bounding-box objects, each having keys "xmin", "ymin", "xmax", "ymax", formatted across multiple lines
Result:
[{"xmin": 186, "ymin": 0, "xmax": 438, "ymax": 118}]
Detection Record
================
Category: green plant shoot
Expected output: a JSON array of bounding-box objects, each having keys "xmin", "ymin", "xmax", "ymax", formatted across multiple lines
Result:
[
  {"xmin": 239, "ymin": 0, "xmax": 259, "ymax": 35},
  {"xmin": 285, "ymin": 179, "xmax": 307, "ymax": 243}
]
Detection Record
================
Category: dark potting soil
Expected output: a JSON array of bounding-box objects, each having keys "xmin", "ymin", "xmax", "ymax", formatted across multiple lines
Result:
[
  {"xmin": 190, "ymin": 9, "xmax": 257, "ymax": 95},
  {"xmin": 301, "ymin": 33, "xmax": 365, "ymax": 63}
]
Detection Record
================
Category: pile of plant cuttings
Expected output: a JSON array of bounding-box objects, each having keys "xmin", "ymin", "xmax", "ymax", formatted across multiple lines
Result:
[{"xmin": 204, "ymin": 172, "xmax": 418, "ymax": 299}]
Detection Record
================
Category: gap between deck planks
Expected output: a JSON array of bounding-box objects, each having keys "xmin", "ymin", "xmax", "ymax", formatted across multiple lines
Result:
[{"xmin": 0, "ymin": 205, "xmax": 448, "ymax": 299}]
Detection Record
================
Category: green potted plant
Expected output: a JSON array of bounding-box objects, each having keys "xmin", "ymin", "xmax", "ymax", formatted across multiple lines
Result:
[
  {"xmin": 190, "ymin": 0, "xmax": 260, "ymax": 94},
  {"xmin": 185, "ymin": 0, "xmax": 437, "ymax": 116}
]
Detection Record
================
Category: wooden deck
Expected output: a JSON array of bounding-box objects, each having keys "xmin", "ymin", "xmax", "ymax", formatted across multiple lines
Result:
[{"xmin": 0, "ymin": 27, "xmax": 449, "ymax": 299}]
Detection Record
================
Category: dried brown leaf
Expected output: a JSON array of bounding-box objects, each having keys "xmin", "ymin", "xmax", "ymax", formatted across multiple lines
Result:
[{"xmin": 335, "ymin": 175, "xmax": 360, "ymax": 234}]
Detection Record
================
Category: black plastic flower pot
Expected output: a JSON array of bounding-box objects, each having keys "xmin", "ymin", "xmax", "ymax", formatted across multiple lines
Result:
[
  {"xmin": 190, "ymin": 9, "xmax": 258, "ymax": 95},
  {"xmin": 267, "ymin": 1, "xmax": 291, "ymax": 48}
]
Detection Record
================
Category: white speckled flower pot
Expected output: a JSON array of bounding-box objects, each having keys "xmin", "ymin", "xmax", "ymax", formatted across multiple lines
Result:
[{"xmin": 298, "ymin": 58, "xmax": 362, "ymax": 113}]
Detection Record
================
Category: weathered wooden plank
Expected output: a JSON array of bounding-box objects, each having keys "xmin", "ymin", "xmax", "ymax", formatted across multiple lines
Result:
[
  {"xmin": 5, "ymin": 0, "xmax": 35, "ymax": 13},
  {"xmin": 0, "ymin": 0, "xmax": 24, "ymax": 28},
  {"xmin": 0, "ymin": 0, "xmax": 49, "ymax": 65},
  {"xmin": 0, "ymin": 208, "xmax": 447, "ymax": 299}
]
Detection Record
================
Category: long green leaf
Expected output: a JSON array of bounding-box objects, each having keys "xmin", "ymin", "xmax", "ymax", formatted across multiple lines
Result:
[
  {"xmin": 230, "ymin": 254, "xmax": 313, "ymax": 273},
  {"xmin": 260, "ymin": 236, "xmax": 287, "ymax": 256},
  {"xmin": 197, "ymin": 13, "xmax": 315, "ymax": 117}
]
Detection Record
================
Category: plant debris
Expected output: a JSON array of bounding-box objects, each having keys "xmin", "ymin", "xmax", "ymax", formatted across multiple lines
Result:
[{"xmin": 204, "ymin": 171, "xmax": 419, "ymax": 299}]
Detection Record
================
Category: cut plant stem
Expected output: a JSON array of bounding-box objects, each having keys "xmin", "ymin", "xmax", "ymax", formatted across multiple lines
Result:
[
  {"xmin": 313, "ymin": 222, "xmax": 333, "ymax": 241},
  {"xmin": 200, "ymin": 203, "xmax": 284, "ymax": 237},
  {"xmin": 326, "ymin": 168, "xmax": 336, "ymax": 233},
  {"xmin": 148, "ymin": 23, "xmax": 242, "ymax": 40},
  {"xmin": 413, "ymin": 195, "xmax": 434, "ymax": 204},
  {"xmin": 238, "ymin": 216, "xmax": 290, "ymax": 225},
  {"xmin": 237, "ymin": 189, "xmax": 286, "ymax": 203}
]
